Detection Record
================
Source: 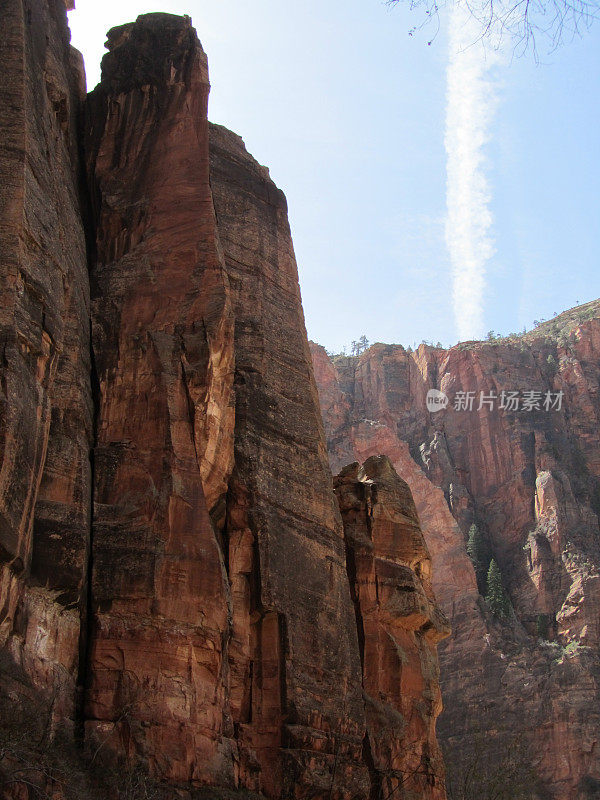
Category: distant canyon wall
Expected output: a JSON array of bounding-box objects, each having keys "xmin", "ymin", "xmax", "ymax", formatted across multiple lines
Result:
[{"xmin": 311, "ymin": 312, "xmax": 600, "ymax": 800}]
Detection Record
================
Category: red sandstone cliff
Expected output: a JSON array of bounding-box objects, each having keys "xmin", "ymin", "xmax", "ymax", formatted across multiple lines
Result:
[
  {"xmin": 335, "ymin": 456, "xmax": 449, "ymax": 800},
  {"xmin": 84, "ymin": 15, "xmax": 237, "ymax": 786},
  {"xmin": 0, "ymin": 0, "xmax": 91, "ymax": 724},
  {"xmin": 311, "ymin": 305, "xmax": 600, "ymax": 800},
  {"xmin": 0, "ymin": 6, "xmax": 448, "ymax": 799}
]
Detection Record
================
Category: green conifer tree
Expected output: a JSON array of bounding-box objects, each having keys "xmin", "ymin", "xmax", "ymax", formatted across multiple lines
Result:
[
  {"xmin": 536, "ymin": 613, "xmax": 550, "ymax": 640},
  {"xmin": 485, "ymin": 559, "xmax": 511, "ymax": 619},
  {"xmin": 466, "ymin": 523, "xmax": 490, "ymax": 594}
]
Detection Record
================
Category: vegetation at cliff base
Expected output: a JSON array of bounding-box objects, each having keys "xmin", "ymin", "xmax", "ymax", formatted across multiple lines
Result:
[{"xmin": 443, "ymin": 731, "xmax": 541, "ymax": 800}]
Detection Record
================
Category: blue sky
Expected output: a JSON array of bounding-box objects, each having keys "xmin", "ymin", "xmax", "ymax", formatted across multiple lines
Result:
[{"xmin": 68, "ymin": 1, "xmax": 600, "ymax": 352}]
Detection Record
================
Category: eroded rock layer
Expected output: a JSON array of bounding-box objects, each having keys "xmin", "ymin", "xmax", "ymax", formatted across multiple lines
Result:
[{"xmin": 311, "ymin": 308, "xmax": 600, "ymax": 800}]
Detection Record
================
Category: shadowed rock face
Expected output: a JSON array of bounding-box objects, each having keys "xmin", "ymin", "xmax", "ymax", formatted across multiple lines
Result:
[
  {"xmin": 311, "ymin": 313, "xmax": 600, "ymax": 800},
  {"xmin": 0, "ymin": 6, "xmax": 449, "ymax": 798},
  {"xmin": 334, "ymin": 456, "xmax": 449, "ymax": 800},
  {"xmin": 208, "ymin": 123, "xmax": 371, "ymax": 797},
  {"xmin": 0, "ymin": 0, "xmax": 91, "ymax": 719}
]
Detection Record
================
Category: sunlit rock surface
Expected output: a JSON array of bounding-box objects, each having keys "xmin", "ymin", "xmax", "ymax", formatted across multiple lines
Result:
[{"xmin": 311, "ymin": 307, "xmax": 600, "ymax": 800}]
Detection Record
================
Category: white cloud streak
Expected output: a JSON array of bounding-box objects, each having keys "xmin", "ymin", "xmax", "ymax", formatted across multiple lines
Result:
[{"xmin": 445, "ymin": 4, "xmax": 503, "ymax": 341}]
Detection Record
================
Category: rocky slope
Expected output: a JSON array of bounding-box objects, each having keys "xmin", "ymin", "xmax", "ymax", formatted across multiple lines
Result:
[
  {"xmin": 311, "ymin": 305, "xmax": 600, "ymax": 800},
  {"xmin": 0, "ymin": 4, "xmax": 448, "ymax": 798}
]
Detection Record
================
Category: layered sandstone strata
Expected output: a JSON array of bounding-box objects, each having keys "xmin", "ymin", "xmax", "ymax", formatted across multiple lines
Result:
[
  {"xmin": 311, "ymin": 306, "xmax": 600, "ymax": 800},
  {"xmin": 0, "ymin": 0, "xmax": 91, "ymax": 721}
]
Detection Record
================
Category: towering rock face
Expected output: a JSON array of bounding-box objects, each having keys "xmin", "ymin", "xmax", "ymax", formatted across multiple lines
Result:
[
  {"xmin": 334, "ymin": 456, "xmax": 449, "ymax": 800},
  {"xmin": 0, "ymin": 0, "xmax": 91, "ymax": 717},
  {"xmin": 84, "ymin": 15, "xmax": 237, "ymax": 784},
  {"xmin": 75, "ymin": 11, "xmax": 449, "ymax": 798},
  {"xmin": 0, "ymin": 5, "xmax": 449, "ymax": 798},
  {"xmin": 208, "ymin": 124, "xmax": 370, "ymax": 797},
  {"xmin": 311, "ymin": 307, "xmax": 600, "ymax": 800}
]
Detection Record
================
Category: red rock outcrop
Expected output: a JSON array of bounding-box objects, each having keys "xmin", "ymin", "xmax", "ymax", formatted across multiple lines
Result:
[
  {"xmin": 84, "ymin": 15, "xmax": 237, "ymax": 785},
  {"xmin": 208, "ymin": 123, "xmax": 371, "ymax": 797},
  {"xmin": 0, "ymin": 0, "xmax": 91, "ymax": 722},
  {"xmin": 0, "ymin": 5, "xmax": 450, "ymax": 798},
  {"xmin": 311, "ymin": 307, "xmax": 600, "ymax": 800},
  {"xmin": 334, "ymin": 456, "xmax": 449, "ymax": 800}
]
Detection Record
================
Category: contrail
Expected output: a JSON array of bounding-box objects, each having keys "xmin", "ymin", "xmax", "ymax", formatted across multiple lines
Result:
[{"xmin": 445, "ymin": 3, "xmax": 502, "ymax": 341}]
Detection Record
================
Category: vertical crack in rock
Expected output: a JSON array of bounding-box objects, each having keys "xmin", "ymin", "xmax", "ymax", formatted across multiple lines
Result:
[
  {"xmin": 341, "ymin": 479, "xmax": 379, "ymax": 800},
  {"xmin": 76, "ymin": 327, "xmax": 101, "ymax": 740},
  {"xmin": 361, "ymin": 733, "xmax": 382, "ymax": 800},
  {"xmin": 179, "ymin": 340, "xmax": 201, "ymax": 472},
  {"xmin": 343, "ymin": 513, "xmax": 366, "ymax": 673}
]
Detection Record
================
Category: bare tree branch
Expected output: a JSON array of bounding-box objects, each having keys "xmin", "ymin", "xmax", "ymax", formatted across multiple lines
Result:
[{"xmin": 387, "ymin": 0, "xmax": 600, "ymax": 57}]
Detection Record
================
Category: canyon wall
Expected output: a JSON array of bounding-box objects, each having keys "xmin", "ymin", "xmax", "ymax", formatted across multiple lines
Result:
[
  {"xmin": 311, "ymin": 306, "xmax": 600, "ymax": 800},
  {"xmin": 0, "ymin": 0, "xmax": 91, "ymax": 723},
  {"xmin": 0, "ymin": 5, "xmax": 448, "ymax": 798},
  {"xmin": 334, "ymin": 455, "xmax": 449, "ymax": 800},
  {"xmin": 208, "ymin": 122, "xmax": 370, "ymax": 797},
  {"xmin": 84, "ymin": 14, "xmax": 238, "ymax": 786}
]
